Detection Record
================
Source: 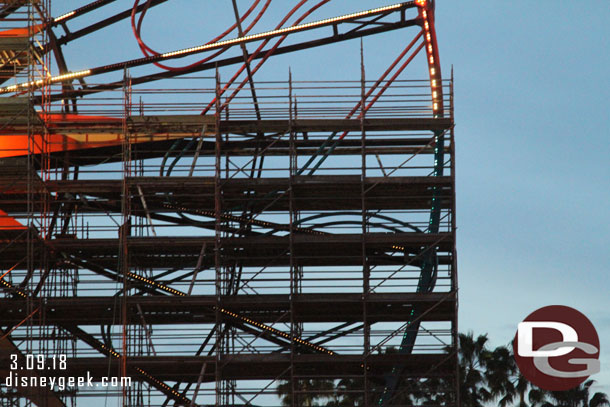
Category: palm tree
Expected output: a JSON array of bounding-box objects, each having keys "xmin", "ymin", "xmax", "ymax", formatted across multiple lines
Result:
[
  {"xmin": 276, "ymin": 333, "xmax": 609, "ymax": 407},
  {"xmin": 542, "ymin": 380, "xmax": 610, "ymax": 407},
  {"xmin": 482, "ymin": 344, "xmax": 517, "ymax": 406},
  {"xmin": 330, "ymin": 377, "xmax": 364, "ymax": 406},
  {"xmin": 484, "ymin": 344, "xmax": 549, "ymax": 407},
  {"xmin": 277, "ymin": 378, "xmax": 336, "ymax": 407},
  {"xmin": 485, "ymin": 346, "xmax": 609, "ymax": 407},
  {"xmin": 329, "ymin": 348, "xmax": 419, "ymax": 406},
  {"xmin": 404, "ymin": 332, "xmax": 503, "ymax": 406},
  {"xmin": 457, "ymin": 331, "xmax": 494, "ymax": 406}
]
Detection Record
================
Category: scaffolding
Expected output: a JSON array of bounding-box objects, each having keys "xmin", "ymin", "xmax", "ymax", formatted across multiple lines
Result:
[{"xmin": 1, "ymin": 1, "xmax": 457, "ymax": 406}]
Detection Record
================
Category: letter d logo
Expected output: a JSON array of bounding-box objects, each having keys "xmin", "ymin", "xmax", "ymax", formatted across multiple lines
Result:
[
  {"xmin": 513, "ymin": 305, "xmax": 601, "ymax": 391},
  {"xmin": 517, "ymin": 321, "xmax": 577, "ymax": 357}
]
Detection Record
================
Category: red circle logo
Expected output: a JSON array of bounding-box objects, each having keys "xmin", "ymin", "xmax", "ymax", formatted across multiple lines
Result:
[{"xmin": 513, "ymin": 305, "xmax": 600, "ymax": 391}]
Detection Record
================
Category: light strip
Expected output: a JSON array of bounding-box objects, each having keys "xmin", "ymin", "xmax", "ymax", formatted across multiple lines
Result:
[
  {"xmin": 0, "ymin": 279, "xmax": 27, "ymax": 298},
  {"xmin": 0, "ymin": 3, "xmax": 410, "ymax": 94},
  {"xmin": 420, "ymin": 4, "xmax": 442, "ymax": 114},
  {"xmin": 53, "ymin": 10, "xmax": 76, "ymax": 23},
  {"xmin": 98, "ymin": 342, "xmax": 189, "ymax": 401},
  {"xmin": 218, "ymin": 307, "xmax": 335, "ymax": 355},
  {"xmin": 0, "ymin": 69, "xmax": 91, "ymax": 94},
  {"xmin": 128, "ymin": 271, "xmax": 186, "ymax": 296},
  {"xmin": 160, "ymin": 3, "xmax": 406, "ymax": 59},
  {"xmin": 100, "ymin": 235, "xmax": 333, "ymax": 355},
  {"xmin": 135, "ymin": 368, "xmax": 188, "ymax": 400}
]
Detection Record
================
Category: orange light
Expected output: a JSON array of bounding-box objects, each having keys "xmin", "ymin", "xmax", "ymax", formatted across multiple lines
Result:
[{"xmin": 415, "ymin": 0, "xmax": 426, "ymax": 6}]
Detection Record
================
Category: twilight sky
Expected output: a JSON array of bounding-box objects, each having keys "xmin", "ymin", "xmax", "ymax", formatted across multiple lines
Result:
[{"xmin": 437, "ymin": 0, "xmax": 610, "ymax": 395}]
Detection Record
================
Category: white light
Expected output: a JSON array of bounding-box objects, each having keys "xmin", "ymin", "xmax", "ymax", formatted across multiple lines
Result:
[
  {"xmin": 54, "ymin": 10, "xmax": 76, "ymax": 23},
  {"xmin": 54, "ymin": 69, "xmax": 91, "ymax": 82},
  {"xmin": 1, "ymin": 3, "xmax": 409, "ymax": 92},
  {"xmin": 0, "ymin": 69, "xmax": 91, "ymax": 93},
  {"xmin": 161, "ymin": 3, "xmax": 405, "ymax": 59}
]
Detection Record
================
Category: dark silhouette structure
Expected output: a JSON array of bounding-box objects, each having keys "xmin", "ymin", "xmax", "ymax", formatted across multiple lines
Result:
[{"xmin": 0, "ymin": 1, "xmax": 457, "ymax": 405}]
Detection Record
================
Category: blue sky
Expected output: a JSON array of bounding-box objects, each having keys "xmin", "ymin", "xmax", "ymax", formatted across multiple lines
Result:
[
  {"xmin": 51, "ymin": 0, "xmax": 610, "ymax": 399},
  {"xmin": 437, "ymin": 0, "xmax": 610, "ymax": 395}
]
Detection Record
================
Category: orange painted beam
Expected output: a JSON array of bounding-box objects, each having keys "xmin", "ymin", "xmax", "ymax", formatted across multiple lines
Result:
[
  {"xmin": 0, "ymin": 24, "xmax": 44, "ymax": 37},
  {"xmin": 0, "ymin": 209, "xmax": 25, "ymax": 230},
  {"xmin": 0, "ymin": 114, "xmax": 210, "ymax": 158}
]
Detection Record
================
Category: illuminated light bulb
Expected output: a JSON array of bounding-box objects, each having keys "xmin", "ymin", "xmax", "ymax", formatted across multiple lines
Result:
[
  {"xmin": 430, "ymin": 67, "xmax": 436, "ymax": 75},
  {"xmin": 422, "ymin": 11, "xmax": 427, "ymax": 18},
  {"xmin": 433, "ymin": 102, "xmax": 438, "ymax": 110},
  {"xmin": 429, "ymin": 56, "xmax": 434, "ymax": 64},
  {"xmin": 427, "ymin": 33, "xmax": 431, "ymax": 41},
  {"xmin": 424, "ymin": 22, "xmax": 429, "ymax": 30},
  {"xmin": 428, "ymin": 44, "xmax": 433, "ymax": 53},
  {"xmin": 433, "ymin": 91, "xmax": 438, "ymax": 98},
  {"xmin": 432, "ymin": 79, "xmax": 437, "ymax": 87}
]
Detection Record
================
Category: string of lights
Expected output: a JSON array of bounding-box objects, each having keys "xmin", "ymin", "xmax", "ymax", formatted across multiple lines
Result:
[{"xmin": 0, "ymin": 2, "xmax": 414, "ymax": 94}]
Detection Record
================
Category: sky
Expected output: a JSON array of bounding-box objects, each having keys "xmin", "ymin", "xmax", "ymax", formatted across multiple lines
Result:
[
  {"xmin": 436, "ymin": 0, "xmax": 610, "ymax": 395},
  {"xmin": 47, "ymin": 0, "xmax": 610, "ymax": 400}
]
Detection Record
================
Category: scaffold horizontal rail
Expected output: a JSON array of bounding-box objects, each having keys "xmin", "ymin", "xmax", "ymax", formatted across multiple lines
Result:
[
  {"xmin": 0, "ymin": 233, "xmax": 454, "ymax": 269},
  {"xmin": 0, "ymin": 175, "xmax": 454, "ymax": 213},
  {"xmin": 0, "ymin": 292, "xmax": 456, "ymax": 325}
]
